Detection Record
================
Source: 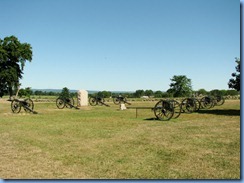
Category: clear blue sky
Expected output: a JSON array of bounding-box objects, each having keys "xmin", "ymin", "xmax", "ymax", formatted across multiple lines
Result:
[{"xmin": 0, "ymin": 0, "xmax": 240, "ymax": 92}]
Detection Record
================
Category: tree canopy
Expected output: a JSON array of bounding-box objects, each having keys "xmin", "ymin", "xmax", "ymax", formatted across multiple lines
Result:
[
  {"xmin": 228, "ymin": 58, "xmax": 240, "ymax": 91},
  {"xmin": 59, "ymin": 87, "xmax": 71, "ymax": 99},
  {"xmin": 0, "ymin": 36, "xmax": 32, "ymax": 97},
  {"xmin": 168, "ymin": 75, "xmax": 193, "ymax": 97}
]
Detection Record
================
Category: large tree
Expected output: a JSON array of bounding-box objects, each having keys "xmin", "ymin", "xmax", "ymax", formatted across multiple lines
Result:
[
  {"xmin": 144, "ymin": 90, "xmax": 154, "ymax": 97},
  {"xmin": 228, "ymin": 58, "xmax": 240, "ymax": 91},
  {"xmin": 59, "ymin": 87, "xmax": 71, "ymax": 99},
  {"xmin": 134, "ymin": 89, "xmax": 144, "ymax": 98},
  {"xmin": 197, "ymin": 88, "xmax": 208, "ymax": 96},
  {"xmin": 168, "ymin": 75, "xmax": 193, "ymax": 97},
  {"xmin": 0, "ymin": 36, "xmax": 32, "ymax": 97}
]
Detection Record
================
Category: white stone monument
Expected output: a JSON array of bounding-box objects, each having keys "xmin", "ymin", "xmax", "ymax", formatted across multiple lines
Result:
[
  {"xmin": 120, "ymin": 103, "xmax": 127, "ymax": 110},
  {"xmin": 77, "ymin": 90, "xmax": 88, "ymax": 106}
]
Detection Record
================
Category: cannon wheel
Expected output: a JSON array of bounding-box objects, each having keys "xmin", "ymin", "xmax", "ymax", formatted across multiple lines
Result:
[
  {"xmin": 194, "ymin": 98, "xmax": 201, "ymax": 111},
  {"xmin": 89, "ymin": 97, "xmax": 97, "ymax": 106},
  {"xmin": 66, "ymin": 97, "xmax": 74, "ymax": 108},
  {"xmin": 170, "ymin": 100, "xmax": 181, "ymax": 119},
  {"xmin": 200, "ymin": 96, "xmax": 213, "ymax": 109},
  {"xmin": 11, "ymin": 100, "xmax": 21, "ymax": 113},
  {"xmin": 113, "ymin": 97, "xmax": 121, "ymax": 105},
  {"xmin": 215, "ymin": 96, "xmax": 225, "ymax": 106},
  {"xmin": 56, "ymin": 97, "xmax": 66, "ymax": 109},
  {"xmin": 181, "ymin": 98, "xmax": 197, "ymax": 113},
  {"xmin": 23, "ymin": 98, "xmax": 34, "ymax": 112},
  {"xmin": 153, "ymin": 100, "xmax": 174, "ymax": 121}
]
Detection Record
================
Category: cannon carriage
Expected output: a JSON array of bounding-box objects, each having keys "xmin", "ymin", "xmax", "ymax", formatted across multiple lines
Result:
[
  {"xmin": 8, "ymin": 98, "xmax": 37, "ymax": 114},
  {"xmin": 128, "ymin": 99, "xmax": 182, "ymax": 121},
  {"xmin": 113, "ymin": 95, "xmax": 131, "ymax": 105},
  {"xmin": 180, "ymin": 95, "xmax": 225, "ymax": 113},
  {"xmin": 56, "ymin": 97, "xmax": 79, "ymax": 109},
  {"xmin": 89, "ymin": 95, "xmax": 110, "ymax": 107},
  {"xmin": 6, "ymin": 85, "xmax": 37, "ymax": 114}
]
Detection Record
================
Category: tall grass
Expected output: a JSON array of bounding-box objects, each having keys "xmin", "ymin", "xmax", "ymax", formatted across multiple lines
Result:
[{"xmin": 0, "ymin": 99, "xmax": 240, "ymax": 179}]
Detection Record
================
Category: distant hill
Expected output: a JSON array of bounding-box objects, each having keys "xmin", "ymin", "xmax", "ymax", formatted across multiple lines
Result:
[
  {"xmin": 32, "ymin": 89, "xmax": 133, "ymax": 94},
  {"xmin": 32, "ymin": 89, "xmax": 97, "ymax": 94}
]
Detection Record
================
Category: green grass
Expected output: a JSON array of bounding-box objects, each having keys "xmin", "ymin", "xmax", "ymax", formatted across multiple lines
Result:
[{"xmin": 0, "ymin": 99, "xmax": 240, "ymax": 179}]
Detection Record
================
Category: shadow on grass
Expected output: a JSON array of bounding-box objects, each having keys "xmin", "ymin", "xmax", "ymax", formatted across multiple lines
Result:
[
  {"xmin": 144, "ymin": 117, "xmax": 158, "ymax": 121},
  {"xmin": 144, "ymin": 117, "xmax": 174, "ymax": 122},
  {"xmin": 197, "ymin": 109, "xmax": 240, "ymax": 116}
]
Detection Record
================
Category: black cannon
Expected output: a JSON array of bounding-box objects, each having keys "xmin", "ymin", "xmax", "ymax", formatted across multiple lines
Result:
[
  {"xmin": 127, "ymin": 99, "xmax": 181, "ymax": 121},
  {"xmin": 56, "ymin": 97, "xmax": 79, "ymax": 109},
  {"xmin": 180, "ymin": 98, "xmax": 201, "ymax": 113},
  {"xmin": 8, "ymin": 98, "xmax": 37, "ymax": 114},
  {"xmin": 89, "ymin": 95, "xmax": 110, "ymax": 107},
  {"xmin": 113, "ymin": 95, "xmax": 131, "ymax": 105},
  {"xmin": 180, "ymin": 95, "xmax": 225, "ymax": 113},
  {"xmin": 200, "ymin": 95, "xmax": 225, "ymax": 109}
]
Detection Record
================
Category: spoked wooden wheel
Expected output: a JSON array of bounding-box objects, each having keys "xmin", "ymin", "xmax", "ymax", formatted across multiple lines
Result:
[
  {"xmin": 169, "ymin": 100, "xmax": 181, "ymax": 119},
  {"xmin": 113, "ymin": 97, "xmax": 120, "ymax": 105},
  {"xmin": 154, "ymin": 100, "xmax": 174, "ymax": 121},
  {"xmin": 56, "ymin": 97, "xmax": 65, "ymax": 109},
  {"xmin": 89, "ymin": 97, "xmax": 97, "ymax": 106},
  {"xmin": 193, "ymin": 98, "xmax": 201, "ymax": 111},
  {"xmin": 11, "ymin": 100, "xmax": 21, "ymax": 113},
  {"xmin": 23, "ymin": 99, "xmax": 34, "ymax": 112},
  {"xmin": 215, "ymin": 95, "xmax": 225, "ymax": 106},
  {"xmin": 200, "ymin": 96, "xmax": 213, "ymax": 109},
  {"xmin": 181, "ymin": 98, "xmax": 197, "ymax": 113}
]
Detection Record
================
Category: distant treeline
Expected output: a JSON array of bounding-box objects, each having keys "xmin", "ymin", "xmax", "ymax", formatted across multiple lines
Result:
[{"xmin": 14, "ymin": 88, "xmax": 239, "ymax": 98}]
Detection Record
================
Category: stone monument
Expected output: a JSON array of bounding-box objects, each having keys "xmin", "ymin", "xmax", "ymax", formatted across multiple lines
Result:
[
  {"xmin": 120, "ymin": 103, "xmax": 127, "ymax": 110},
  {"xmin": 77, "ymin": 90, "xmax": 88, "ymax": 106}
]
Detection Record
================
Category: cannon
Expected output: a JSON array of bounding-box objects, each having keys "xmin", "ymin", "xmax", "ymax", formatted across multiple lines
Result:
[
  {"xmin": 200, "ymin": 95, "xmax": 225, "ymax": 109},
  {"xmin": 180, "ymin": 98, "xmax": 201, "ymax": 113},
  {"xmin": 56, "ymin": 97, "xmax": 79, "ymax": 109},
  {"xmin": 127, "ymin": 99, "xmax": 181, "ymax": 121},
  {"xmin": 180, "ymin": 95, "xmax": 225, "ymax": 113},
  {"xmin": 89, "ymin": 95, "xmax": 110, "ymax": 107},
  {"xmin": 6, "ymin": 84, "xmax": 37, "ymax": 114},
  {"xmin": 8, "ymin": 98, "xmax": 37, "ymax": 114},
  {"xmin": 113, "ymin": 95, "xmax": 131, "ymax": 105}
]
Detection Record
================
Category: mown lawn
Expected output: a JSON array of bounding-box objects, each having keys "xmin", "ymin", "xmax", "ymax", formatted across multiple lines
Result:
[{"xmin": 0, "ymin": 99, "xmax": 240, "ymax": 179}]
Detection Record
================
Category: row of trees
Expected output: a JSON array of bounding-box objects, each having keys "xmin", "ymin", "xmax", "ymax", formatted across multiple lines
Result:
[
  {"xmin": 92, "ymin": 89, "xmax": 239, "ymax": 98},
  {"xmin": 16, "ymin": 87, "xmax": 239, "ymax": 99},
  {"xmin": 0, "ymin": 35, "xmax": 240, "ymax": 99}
]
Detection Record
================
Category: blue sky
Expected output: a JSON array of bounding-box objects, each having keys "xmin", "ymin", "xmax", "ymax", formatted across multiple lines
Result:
[{"xmin": 0, "ymin": 0, "xmax": 240, "ymax": 92}]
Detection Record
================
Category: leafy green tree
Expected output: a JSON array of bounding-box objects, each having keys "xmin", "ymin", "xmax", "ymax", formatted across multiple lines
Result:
[
  {"xmin": 134, "ymin": 90, "xmax": 144, "ymax": 98},
  {"xmin": 60, "ymin": 87, "xmax": 71, "ymax": 99},
  {"xmin": 162, "ymin": 91, "xmax": 172, "ymax": 98},
  {"xmin": 168, "ymin": 75, "xmax": 193, "ymax": 97},
  {"xmin": 154, "ymin": 90, "xmax": 163, "ymax": 98},
  {"xmin": 197, "ymin": 89, "xmax": 208, "ymax": 96},
  {"xmin": 0, "ymin": 36, "xmax": 32, "ymax": 97},
  {"xmin": 34, "ymin": 90, "xmax": 44, "ymax": 95},
  {"xmin": 228, "ymin": 58, "xmax": 240, "ymax": 91},
  {"xmin": 18, "ymin": 88, "xmax": 26, "ymax": 98},
  {"xmin": 226, "ymin": 89, "xmax": 239, "ymax": 96},
  {"xmin": 220, "ymin": 90, "xmax": 227, "ymax": 96},
  {"xmin": 209, "ymin": 89, "xmax": 224, "ymax": 96},
  {"xmin": 98, "ymin": 91, "xmax": 111, "ymax": 98},
  {"xmin": 145, "ymin": 90, "xmax": 154, "ymax": 97}
]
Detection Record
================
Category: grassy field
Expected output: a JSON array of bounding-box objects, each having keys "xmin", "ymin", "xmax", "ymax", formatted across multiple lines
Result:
[{"xmin": 0, "ymin": 99, "xmax": 240, "ymax": 179}]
